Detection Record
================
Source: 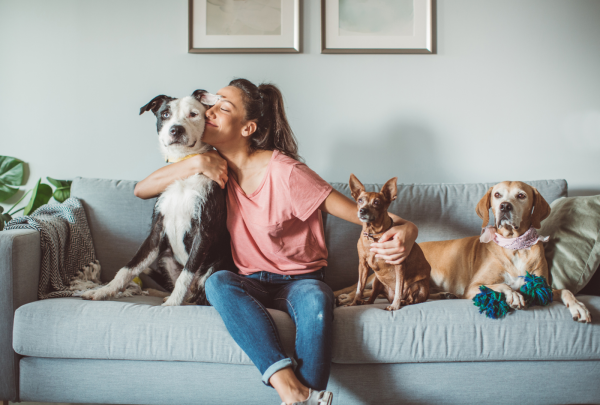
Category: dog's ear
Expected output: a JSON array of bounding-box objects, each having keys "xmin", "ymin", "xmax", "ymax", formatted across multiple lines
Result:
[
  {"xmin": 380, "ymin": 177, "xmax": 398, "ymax": 203},
  {"xmin": 530, "ymin": 187, "xmax": 551, "ymax": 229},
  {"xmin": 476, "ymin": 187, "xmax": 493, "ymax": 228},
  {"xmin": 140, "ymin": 95, "xmax": 172, "ymax": 115},
  {"xmin": 349, "ymin": 174, "xmax": 365, "ymax": 201},
  {"xmin": 192, "ymin": 89, "xmax": 221, "ymax": 106}
]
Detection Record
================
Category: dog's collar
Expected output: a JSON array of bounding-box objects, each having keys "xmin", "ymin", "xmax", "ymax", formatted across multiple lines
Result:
[
  {"xmin": 165, "ymin": 154, "xmax": 199, "ymax": 164},
  {"xmin": 480, "ymin": 226, "xmax": 549, "ymax": 250},
  {"xmin": 363, "ymin": 216, "xmax": 394, "ymax": 242}
]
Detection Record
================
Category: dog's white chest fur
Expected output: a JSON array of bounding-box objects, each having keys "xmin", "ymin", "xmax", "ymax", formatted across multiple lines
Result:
[{"xmin": 157, "ymin": 174, "xmax": 212, "ymax": 265}]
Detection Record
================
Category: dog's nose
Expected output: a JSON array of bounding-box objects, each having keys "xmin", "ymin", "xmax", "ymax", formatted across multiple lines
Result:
[
  {"xmin": 169, "ymin": 125, "xmax": 185, "ymax": 137},
  {"xmin": 500, "ymin": 202, "xmax": 513, "ymax": 212},
  {"xmin": 359, "ymin": 208, "xmax": 366, "ymax": 215}
]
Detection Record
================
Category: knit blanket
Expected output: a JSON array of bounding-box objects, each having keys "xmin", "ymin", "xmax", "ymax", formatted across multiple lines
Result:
[{"xmin": 4, "ymin": 197, "xmax": 144, "ymax": 299}]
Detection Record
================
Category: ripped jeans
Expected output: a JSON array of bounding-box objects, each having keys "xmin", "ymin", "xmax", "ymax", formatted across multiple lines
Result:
[{"xmin": 205, "ymin": 269, "xmax": 334, "ymax": 390}]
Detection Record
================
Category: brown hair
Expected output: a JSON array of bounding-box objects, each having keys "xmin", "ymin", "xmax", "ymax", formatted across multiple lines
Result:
[{"xmin": 228, "ymin": 78, "xmax": 301, "ymax": 161}]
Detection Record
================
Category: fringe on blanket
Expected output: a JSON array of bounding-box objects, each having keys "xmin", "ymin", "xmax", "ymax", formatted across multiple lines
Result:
[{"xmin": 4, "ymin": 197, "xmax": 147, "ymax": 299}]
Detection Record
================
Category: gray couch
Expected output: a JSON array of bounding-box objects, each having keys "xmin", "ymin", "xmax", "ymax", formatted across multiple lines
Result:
[{"xmin": 2, "ymin": 177, "xmax": 599, "ymax": 405}]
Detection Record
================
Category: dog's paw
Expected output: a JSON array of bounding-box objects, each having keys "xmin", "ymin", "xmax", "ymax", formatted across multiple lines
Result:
[
  {"xmin": 161, "ymin": 297, "xmax": 181, "ymax": 307},
  {"xmin": 567, "ymin": 300, "xmax": 592, "ymax": 323},
  {"xmin": 505, "ymin": 290, "xmax": 526, "ymax": 309},
  {"xmin": 162, "ymin": 295, "xmax": 171, "ymax": 303},
  {"xmin": 336, "ymin": 294, "xmax": 352, "ymax": 306},
  {"xmin": 81, "ymin": 288, "xmax": 113, "ymax": 301},
  {"xmin": 344, "ymin": 299, "xmax": 366, "ymax": 307},
  {"xmin": 385, "ymin": 303, "xmax": 402, "ymax": 311}
]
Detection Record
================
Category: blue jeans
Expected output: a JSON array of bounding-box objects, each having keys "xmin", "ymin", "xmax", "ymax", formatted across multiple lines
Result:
[{"xmin": 205, "ymin": 269, "xmax": 334, "ymax": 390}]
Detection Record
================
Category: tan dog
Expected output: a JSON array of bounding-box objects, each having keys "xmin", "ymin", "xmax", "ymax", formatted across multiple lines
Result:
[
  {"xmin": 336, "ymin": 181, "xmax": 592, "ymax": 323},
  {"xmin": 344, "ymin": 174, "xmax": 431, "ymax": 311}
]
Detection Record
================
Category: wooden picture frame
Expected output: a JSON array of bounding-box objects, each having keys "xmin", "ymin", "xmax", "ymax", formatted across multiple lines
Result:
[
  {"xmin": 189, "ymin": 0, "xmax": 302, "ymax": 53},
  {"xmin": 321, "ymin": 0, "xmax": 436, "ymax": 54}
]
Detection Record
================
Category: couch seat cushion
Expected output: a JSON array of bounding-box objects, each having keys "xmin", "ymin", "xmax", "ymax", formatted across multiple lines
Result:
[
  {"xmin": 13, "ymin": 296, "xmax": 296, "ymax": 364},
  {"xmin": 332, "ymin": 296, "xmax": 600, "ymax": 364}
]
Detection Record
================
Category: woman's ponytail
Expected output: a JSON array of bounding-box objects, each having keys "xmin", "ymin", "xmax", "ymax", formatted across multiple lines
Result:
[{"xmin": 229, "ymin": 79, "xmax": 301, "ymax": 161}]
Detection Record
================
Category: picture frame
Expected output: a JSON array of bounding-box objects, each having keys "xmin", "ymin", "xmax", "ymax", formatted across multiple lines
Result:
[
  {"xmin": 188, "ymin": 0, "xmax": 302, "ymax": 53},
  {"xmin": 321, "ymin": 0, "xmax": 436, "ymax": 54}
]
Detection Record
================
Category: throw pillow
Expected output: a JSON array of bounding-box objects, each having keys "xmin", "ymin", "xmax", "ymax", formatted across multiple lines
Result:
[{"xmin": 539, "ymin": 195, "xmax": 600, "ymax": 293}]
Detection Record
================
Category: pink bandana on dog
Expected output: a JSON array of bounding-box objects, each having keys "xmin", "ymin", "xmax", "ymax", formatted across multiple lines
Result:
[{"xmin": 480, "ymin": 226, "xmax": 549, "ymax": 250}]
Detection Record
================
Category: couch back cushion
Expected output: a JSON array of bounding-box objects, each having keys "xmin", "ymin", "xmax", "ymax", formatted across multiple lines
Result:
[
  {"xmin": 72, "ymin": 177, "xmax": 567, "ymax": 287},
  {"xmin": 71, "ymin": 178, "xmax": 156, "ymax": 282},
  {"xmin": 323, "ymin": 180, "xmax": 567, "ymax": 291}
]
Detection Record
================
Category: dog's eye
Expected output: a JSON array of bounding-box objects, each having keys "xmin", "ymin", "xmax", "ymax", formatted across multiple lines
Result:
[
  {"xmin": 494, "ymin": 192, "xmax": 501, "ymax": 198},
  {"xmin": 358, "ymin": 198, "xmax": 363, "ymax": 204},
  {"xmin": 162, "ymin": 111, "xmax": 170, "ymax": 119},
  {"xmin": 190, "ymin": 112, "xmax": 198, "ymax": 118},
  {"xmin": 373, "ymin": 200, "xmax": 380, "ymax": 206},
  {"xmin": 517, "ymin": 193, "xmax": 526, "ymax": 199}
]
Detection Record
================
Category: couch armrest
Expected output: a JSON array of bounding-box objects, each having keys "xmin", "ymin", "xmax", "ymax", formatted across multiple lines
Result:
[{"xmin": 0, "ymin": 229, "xmax": 40, "ymax": 402}]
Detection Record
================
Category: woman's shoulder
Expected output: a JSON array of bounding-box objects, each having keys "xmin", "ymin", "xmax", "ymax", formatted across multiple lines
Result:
[{"xmin": 272, "ymin": 149, "xmax": 304, "ymax": 168}]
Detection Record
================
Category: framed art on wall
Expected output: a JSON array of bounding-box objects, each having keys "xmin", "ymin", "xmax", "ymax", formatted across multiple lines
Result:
[
  {"xmin": 321, "ymin": 0, "xmax": 435, "ymax": 54},
  {"xmin": 189, "ymin": 0, "xmax": 301, "ymax": 53}
]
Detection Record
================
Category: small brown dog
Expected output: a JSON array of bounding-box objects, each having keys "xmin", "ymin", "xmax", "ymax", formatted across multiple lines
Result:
[{"xmin": 344, "ymin": 174, "xmax": 431, "ymax": 311}]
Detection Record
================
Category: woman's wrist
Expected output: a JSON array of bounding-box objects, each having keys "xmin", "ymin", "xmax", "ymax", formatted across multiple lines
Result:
[{"xmin": 188, "ymin": 154, "xmax": 205, "ymax": 176}]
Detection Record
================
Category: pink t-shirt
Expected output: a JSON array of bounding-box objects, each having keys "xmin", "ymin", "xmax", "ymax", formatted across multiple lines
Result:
[{"xmin": 226, "ymin": 150, "xmax": 333, "ymax": 276}]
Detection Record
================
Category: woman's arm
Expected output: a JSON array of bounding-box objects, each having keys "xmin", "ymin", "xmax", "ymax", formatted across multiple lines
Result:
[
  {"xmin": 134, "ymin": 150, "xmax": 228, "ymax": 199},
  {"xmin": 318, "ymin": 190, "xmax": 418, "ymax": 265}
]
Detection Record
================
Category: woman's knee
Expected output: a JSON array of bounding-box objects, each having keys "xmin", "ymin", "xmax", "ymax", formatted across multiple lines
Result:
[
  {"xmin": 291, "ymin": 281, "xmax": 334, "ymax": 321},
  {"xmin": 205, "ymin": 270, "xmax": 238, "ymax": 302}
]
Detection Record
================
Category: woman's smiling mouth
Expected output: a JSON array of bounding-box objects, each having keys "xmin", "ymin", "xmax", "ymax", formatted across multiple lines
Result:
[{"xmin": 206, "ymin": 120, "xmax": 217, "ymax": 127}]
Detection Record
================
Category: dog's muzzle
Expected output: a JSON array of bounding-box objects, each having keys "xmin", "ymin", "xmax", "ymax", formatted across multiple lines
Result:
[
  {"xmin": 167, "ymin": 125, "xmax": 187, "ymax": 144},
  {"xmin": 358, "ymin": 208, "xmax": 377, "ymax": 223},
  {"xmin": 496, "ymin": 202, "xmax": 519, "ymax": 229}
]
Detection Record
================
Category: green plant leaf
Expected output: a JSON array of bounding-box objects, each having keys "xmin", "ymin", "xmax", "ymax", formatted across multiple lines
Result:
[
  {"xmin": 47, "ymin": 177, "xmax": 72, "ymax": 202},
  {"xmin": 0, "ymin": 183, "xmax": 19, "ymax": 203},
  {"xmin": 0, "ymin": 156, "xmax": 24, "ymax": 202},
  {"xmin": 53, "ymin": 186, "xmax": 71, "ymax": 203},
  {"xmin": 23, "ymin": 179, "xmax": 53, "ymax": 216},
  {"xmin": 46, "ymin": 177, "xmax": 71, "ymax": 188}
]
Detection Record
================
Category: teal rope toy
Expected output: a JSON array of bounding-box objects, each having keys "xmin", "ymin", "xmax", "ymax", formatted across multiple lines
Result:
[
  {"xmin": 519, "ymin": 272, "xmax": 553, "ymax": 306},
  {"xmin": 472, "ymin": 286, "xmax": 511, "ymax": 319},
  {"xmin": 472, "ymin": 273, "xmax": 553, "ymax": 319}
]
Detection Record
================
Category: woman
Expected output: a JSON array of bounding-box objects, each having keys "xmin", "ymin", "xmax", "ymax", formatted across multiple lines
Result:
[{"xmin": 134, "ymin": 79, "xmax": 418, "ymax": 405}]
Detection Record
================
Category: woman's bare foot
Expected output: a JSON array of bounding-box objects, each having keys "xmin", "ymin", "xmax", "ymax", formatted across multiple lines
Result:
[{"xmin": 269, "ymin": 367, "xmax": 310, "ymax": 404}]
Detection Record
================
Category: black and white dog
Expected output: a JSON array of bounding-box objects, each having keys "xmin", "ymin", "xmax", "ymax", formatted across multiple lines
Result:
[{"xmin": 82, "ymin": 90, "xmax": 234, "ymax": 306}]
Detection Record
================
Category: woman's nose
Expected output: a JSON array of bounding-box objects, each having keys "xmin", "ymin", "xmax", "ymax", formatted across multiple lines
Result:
[{"xmin": 205, "ymin": 105, "xmax": 216, "ymax": 118}]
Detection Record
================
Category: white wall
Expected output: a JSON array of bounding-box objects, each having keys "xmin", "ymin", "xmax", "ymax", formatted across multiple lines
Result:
[{"xmin": 1, "ymin": 0, "xmax": 599, "ymax": 212}]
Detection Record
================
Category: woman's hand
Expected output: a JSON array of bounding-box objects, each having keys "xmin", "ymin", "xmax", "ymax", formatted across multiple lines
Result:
[
  {"xmin": 133, "ymin": 150, "xmax": 229, "ymax": 199},
  {"xmin": 369, "ymin": 216, "xmax": 418, "ymax": 265},
  {"xmin": 193, "ymin": 150, "xmax": 228, "ymax": 189}
]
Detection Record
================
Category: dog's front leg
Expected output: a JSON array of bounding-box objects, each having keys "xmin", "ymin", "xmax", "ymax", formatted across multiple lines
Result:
[
  {"xmin": 463, "ymin": 282, "xmax": 526, "ymax": 309},
  {"xmin": 345, "ymin": 259, "xmax": 370, "ymax": 307},
  {"xmin": 553, "ymin": 289, "xmax": 592, "ymax": 323},
  {"xmin": 82, "ymin": 215, "xmax": 163, "ymax": 301},
  {"xmin": 386, "ymin": 265, "xmax": 404, "ymax": 311},
  {"xmin": 162, "ymin": 233, "xmax": 214, "ymax": 307},
  {"xmin": 336, "ymin": 274, "xmax": 375, "ymax": 306}
]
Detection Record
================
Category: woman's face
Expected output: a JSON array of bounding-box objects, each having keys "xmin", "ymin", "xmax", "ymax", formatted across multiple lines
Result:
[{"xmin": 203, "ymin": 86, "xmax": 255, "ymax": 150}]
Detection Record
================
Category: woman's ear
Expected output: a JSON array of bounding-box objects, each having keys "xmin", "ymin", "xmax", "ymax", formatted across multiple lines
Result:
[
  {"xmin": 241, "ymin": 121, "xmax": 257, "ymax": 138},
  {"xmin": 476, "ymin": 187, "xmax": 493, "ymax": 228}
]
